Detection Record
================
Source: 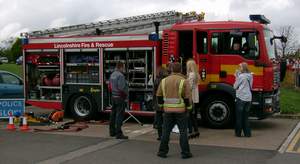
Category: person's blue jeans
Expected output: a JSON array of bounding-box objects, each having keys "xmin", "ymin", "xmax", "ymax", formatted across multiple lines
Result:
[
  {"xmin": 109, "ymin": 97, "xmax": 125, "ymax": 137},
  {"xmin": 235, "ymin": 98, "xmax": 251, "ymax": 137}
]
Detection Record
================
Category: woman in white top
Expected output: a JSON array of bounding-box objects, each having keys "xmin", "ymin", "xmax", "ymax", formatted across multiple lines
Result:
[
  {"xmin": 186, "ymin": 59, "xmax": 200, "ymax": 138},
  {"xmin": 233, "ymin": 62, "xmax": 253, "ymax": 137}
]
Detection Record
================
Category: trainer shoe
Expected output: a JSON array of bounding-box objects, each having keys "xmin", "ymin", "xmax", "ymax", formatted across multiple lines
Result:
[
  {"xmin": 157, "ymin": 152, "xmax": 167, "ymax": 158},
  {"xmin": 182, "ymin": 153, "xmax": 193, "ymax": 159}
]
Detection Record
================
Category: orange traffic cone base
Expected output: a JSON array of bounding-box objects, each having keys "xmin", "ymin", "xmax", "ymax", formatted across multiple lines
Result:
[
  {"xmin": 7, "ymin": 124, "xmax": 16, "ymax": 131},
  {"xmin": 20, "ymin": 125, "xmax": 30, "ymax": 131},
  {"xmin": 20, "ymin": 116, "xmax": 30, "ymax": 132}
]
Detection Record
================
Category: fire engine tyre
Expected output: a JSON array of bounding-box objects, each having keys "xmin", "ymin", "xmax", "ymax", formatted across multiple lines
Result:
[
  {"xmin": 69, "ymin": 94, "xmax": 97, "ymax": 120},
  {"xmin": 201, "ymin": 95, "xmax": 234, "ymax": 128}
]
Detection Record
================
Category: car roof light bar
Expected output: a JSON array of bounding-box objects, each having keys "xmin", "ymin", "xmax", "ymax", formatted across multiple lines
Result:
[{"xmin": 249, "ymin": 15, "xmax": 270, "ymax": 24}]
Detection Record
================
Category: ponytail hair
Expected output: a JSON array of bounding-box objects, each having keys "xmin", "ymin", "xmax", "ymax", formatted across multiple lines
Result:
[{"xmin": 239, "ymin": 62, "xmax": 250, "ymax": 73}]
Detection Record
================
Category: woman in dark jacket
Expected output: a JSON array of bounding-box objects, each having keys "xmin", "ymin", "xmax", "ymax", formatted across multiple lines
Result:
[{"xmin": 153, "ymin": 67, "xmax": 168, "ymax": 140}]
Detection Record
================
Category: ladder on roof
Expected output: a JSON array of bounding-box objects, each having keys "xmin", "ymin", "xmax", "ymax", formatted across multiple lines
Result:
[{"xmin": 28, "ymin": 11, "xmax": 202, "ymax": 37}]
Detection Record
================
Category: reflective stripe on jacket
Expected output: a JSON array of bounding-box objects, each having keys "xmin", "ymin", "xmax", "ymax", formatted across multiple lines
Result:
[
  {"xmin": 157, "ymin": 73, "xmax": 191, "ymax": 113},
  {"xmin": 162, "ymin": 78, "xmax": 185, "ymax": 112}
]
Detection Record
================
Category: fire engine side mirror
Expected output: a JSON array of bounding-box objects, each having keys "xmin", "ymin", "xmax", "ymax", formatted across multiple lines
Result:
[
  {"xmin": 270, "ymin": 35, "xmax": 287, "ymax": 45},
  {"xmin": 281, "ymin": 36, "xmax": 287, "ymax": 43}
]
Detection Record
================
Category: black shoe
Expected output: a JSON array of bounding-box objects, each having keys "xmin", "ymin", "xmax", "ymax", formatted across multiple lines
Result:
[
  {"xmin": 110, "ymin": 133, "xmax": 116, "ymax": 137},
  {"xmin": 157, "ymin": 152, "xmax": 167, "ymax": 158},
  {"xmin": 116, "ymin": 135, "xmax": 128, "ymax": 139},
  {"xmin": 235, "ymin": 133, "xmax": 242, "ymax": 137},
  {"xmin": 194, "ymin": 132, "xmax": 200, "ymax": 138},
  {"xmin": 182, "ymin": 153, "xmax": 193, "ymax": 159},
  {"xmin": 244, "ymin": 134, "xmax": 251, "ymax": 137},
  {"xmin": 157, "ymin": 137, "xmax": 161, "ymax": 141}
]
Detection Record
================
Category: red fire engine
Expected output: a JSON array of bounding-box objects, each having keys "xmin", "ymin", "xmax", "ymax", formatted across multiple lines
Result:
[{"xmin": 22, "ymin": 15, "xmax": 284, "ymax": 128}]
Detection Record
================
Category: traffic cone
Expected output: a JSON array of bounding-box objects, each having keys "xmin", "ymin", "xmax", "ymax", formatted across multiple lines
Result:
[
  {"xmin": 6, "ymin": 115, "xmax": 16, "ymax": 131},
  {"xmin": 20, "ymin": 116, "xmax": 30, "ymax": 131}
]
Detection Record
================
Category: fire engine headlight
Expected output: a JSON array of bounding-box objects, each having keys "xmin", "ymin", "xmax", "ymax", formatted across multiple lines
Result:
[{"xmin": 265, "ymin": 98, "xmax": 273, "ymax": 104}]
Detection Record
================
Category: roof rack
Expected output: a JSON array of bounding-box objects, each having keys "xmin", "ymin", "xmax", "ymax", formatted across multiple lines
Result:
[{"xmin": 28, "ymin": 11, "xmax": 200, "ymax": 37}]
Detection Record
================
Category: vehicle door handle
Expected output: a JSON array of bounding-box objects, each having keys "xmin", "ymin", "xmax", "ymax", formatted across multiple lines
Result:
[
  {"xmin": 200, "ymin": 58, "xmax": 207, "ymax": 62},
  {"xmin": 219, "ymin": 71, "xmax": 227, "ymax": 78}
]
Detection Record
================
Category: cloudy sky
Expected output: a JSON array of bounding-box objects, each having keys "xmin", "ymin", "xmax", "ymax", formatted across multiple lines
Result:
[{"xmin": 0, "ymin": 0, "xmax": 299, "ymax": 42}]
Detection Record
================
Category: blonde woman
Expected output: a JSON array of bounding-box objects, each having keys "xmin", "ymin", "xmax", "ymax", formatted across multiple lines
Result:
[
  {"xmin": 186, "ymin": 59, "xmax": 200, "ymax": 138},
  {"xmin": 233, "ymin": 62, "xmax": 253, "ymax": 137}
]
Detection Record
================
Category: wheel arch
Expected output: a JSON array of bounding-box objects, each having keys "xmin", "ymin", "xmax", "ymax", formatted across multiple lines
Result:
[
  {"xmin": 66, "ymin": 93, "xmax": 98, "ymax": 120},
  {"xmin": 199, "ymin": 83, "xmax": 236, "ymax": 128},
  {"xmin": 199, "ymin": 83, "xmax": 236, "ymax": 107}
]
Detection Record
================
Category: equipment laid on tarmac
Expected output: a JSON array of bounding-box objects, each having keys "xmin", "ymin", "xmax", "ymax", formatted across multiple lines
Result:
[
  {"xmin": 33, "ymin": 120, "xmax": 88, "ymax": 132},
  {"xmin": 123, "ymin": 107, "xmax": 143, "ymax": 126},
  {"xmin": 48, "ymin": 111, "xmax": 64, "ymax": 122}
]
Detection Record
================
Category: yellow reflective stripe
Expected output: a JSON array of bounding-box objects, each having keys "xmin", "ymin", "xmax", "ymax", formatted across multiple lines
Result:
[
  {"xmin": 178, "ymin": 80, "xmax": 184, "ymax": 98},
  {"xmin": 162, "ymin": 79, "xmax": 186, "ymax": 109},
  {"xmin": 158, "ymin": 104, "xmax": 163, "ymax": 108},
  {"xmin": 221, "ymin": 64, "xmax": 263, "ymax": 76},
  {"xmin": 161, "ymin": 78, "xmax": 166, "ymax": 98},
  {"xmin": 187, "ymin": 105, "xmax": 192, "ymax": 111},
  {"xmin": 163, "ymin": 103, "xmax": 185, "ymax": 108}
]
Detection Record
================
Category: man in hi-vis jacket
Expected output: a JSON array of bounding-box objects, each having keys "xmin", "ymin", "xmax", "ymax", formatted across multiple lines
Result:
[{"xmin": 156, "ymin": 62, "xmax": 193, "ymax": 159}]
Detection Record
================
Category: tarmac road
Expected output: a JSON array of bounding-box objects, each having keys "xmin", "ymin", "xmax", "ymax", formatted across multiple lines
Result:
[{"xmin": 0, "ymin": 117, "xmax": 300, "ymax": 164}]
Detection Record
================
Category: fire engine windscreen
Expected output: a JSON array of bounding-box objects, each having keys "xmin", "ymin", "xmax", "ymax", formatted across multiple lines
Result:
[
  {"xmin": 264, "ymin": 29, "xmax": 276, "ymax": 59},
  {"xmin": 211, "ymin": 31, "xmax": 260, "ymax": 59}
]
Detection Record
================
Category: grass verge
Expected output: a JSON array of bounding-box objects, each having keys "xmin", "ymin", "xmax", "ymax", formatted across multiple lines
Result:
[
  {"xmin": 0, "ymin": 63, "xmax": 22, "ymax": 77},
  {"xmin": 280, "ymin": 87, "xmax": 300, "ymax": 114}
]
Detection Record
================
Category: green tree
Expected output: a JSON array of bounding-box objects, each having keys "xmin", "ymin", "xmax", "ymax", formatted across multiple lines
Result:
[
  {"xmin": 277, "ymin": 26, "xmax": 299, "ymax": 57},
  {"xmin": 10, "ymin": 38, "xmax": 22, "ymax": 62}
]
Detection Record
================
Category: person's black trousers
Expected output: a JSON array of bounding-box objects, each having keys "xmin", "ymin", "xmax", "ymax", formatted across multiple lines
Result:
[
  {"xmin": 158, "ymin": 112, "xmax": 191, "ymax": 156},
  {"xmin": 188, "ymin": 103, "xmax": 199, "ymax": 134},
  {"xmin": 155, "ymin": 110, "xmax": 164, "ymax": 139},
  {"xmin": 109, "ymin": 97, "xmax": 125, "ymax": 137},
  {"xmin": 235, "ymin": 98, "xmax": 251, "ymax": 137}
]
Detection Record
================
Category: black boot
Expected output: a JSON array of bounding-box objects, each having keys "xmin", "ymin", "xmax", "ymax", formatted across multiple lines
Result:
[
  {"xmin": 194, "ymin": 132, "xmax": 200, "ymax": 138},
  {"xmin": 116, "ymin": 134, "xmax": 129, "ymax": 139}
]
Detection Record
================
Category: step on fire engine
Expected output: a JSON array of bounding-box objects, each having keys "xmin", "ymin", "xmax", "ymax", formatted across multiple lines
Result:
[{"xmin": 22, "ymin": 12, "xmax": 285, "ymax": 128}]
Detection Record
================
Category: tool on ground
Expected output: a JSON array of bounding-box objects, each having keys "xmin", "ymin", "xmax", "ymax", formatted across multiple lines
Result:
[
  {"xmin": 49, "ymin": 111, "xmax": 64, "ymax": 122},
  {"xmin": 34, "ymin": 120, "xmax": 88, "ymax": 132}
]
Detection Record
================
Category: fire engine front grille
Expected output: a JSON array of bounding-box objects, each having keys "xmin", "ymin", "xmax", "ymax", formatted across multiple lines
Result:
[{"xmin": 273, "ymin": 67, "xmax": 280, "ymax": 87}]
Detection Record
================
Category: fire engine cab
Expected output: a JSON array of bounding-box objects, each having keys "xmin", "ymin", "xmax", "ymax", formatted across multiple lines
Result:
[{"xmin": 22, "ymin": 14, "xmax": 283, "ymax": 128}]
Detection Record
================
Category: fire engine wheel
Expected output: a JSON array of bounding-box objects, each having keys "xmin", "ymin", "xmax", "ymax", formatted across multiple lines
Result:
[
  {"xmin": 70, "ymin": 94, "xmax": 97, "ymax": 120},
  {"xmin": 202, "ymin": 95, "xmax": 234, "ymax": 128}
]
